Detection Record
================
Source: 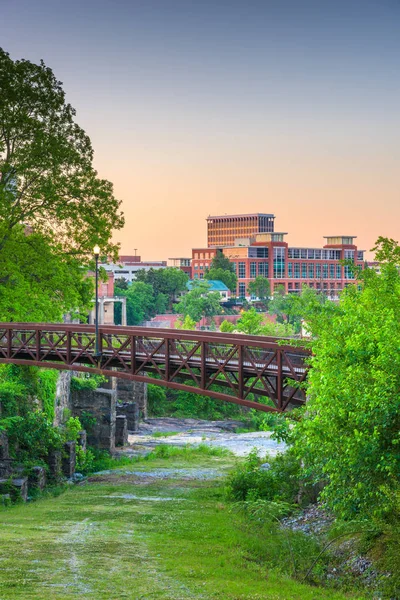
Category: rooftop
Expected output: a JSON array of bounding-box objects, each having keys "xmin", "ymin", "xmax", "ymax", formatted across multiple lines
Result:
[
  {"xmin": 207, "ymin": 213, "xmax": 275, "ymax": 220},
  {"xmin": 187, "ymin": 280, "xmax": 229, "ymax": 292}
]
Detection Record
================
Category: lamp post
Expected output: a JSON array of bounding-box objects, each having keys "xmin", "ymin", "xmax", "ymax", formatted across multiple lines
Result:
[{"xmin": 93, "ymin": 244, "xmax": 100, "ymax": 357}]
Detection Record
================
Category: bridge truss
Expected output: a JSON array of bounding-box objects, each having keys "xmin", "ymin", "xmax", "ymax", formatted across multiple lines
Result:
[{"xmin": 0, "ymin": 324, "xmax": 310, "ymax": 412}]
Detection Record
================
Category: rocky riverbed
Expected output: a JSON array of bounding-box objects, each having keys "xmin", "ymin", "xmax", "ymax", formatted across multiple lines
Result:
[{"xmin": 124, "ymin": 417, "xmax": 286, "ymax": 457}]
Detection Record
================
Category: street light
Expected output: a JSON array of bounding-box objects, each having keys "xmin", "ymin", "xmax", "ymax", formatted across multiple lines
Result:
[{"xmin": 93, "ymin": 245, "xmax": 101, "ymax": 357}]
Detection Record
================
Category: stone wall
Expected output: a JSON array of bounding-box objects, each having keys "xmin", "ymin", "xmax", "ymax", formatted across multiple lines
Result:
[
  {"xmin": 53, "ymin": 371, "xmax": 73, "ymax": 426},
  {"xmin": 117, "ymin": 380, "xmax": 147, "ymax": 419},
  {"xmin": 71, "ymin": 387, "xmax": 116, "ymax": 452}
]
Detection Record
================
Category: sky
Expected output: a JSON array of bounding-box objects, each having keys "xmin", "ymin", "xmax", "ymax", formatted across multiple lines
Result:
[{"xmin": 1, "ymin": 0, "xmax": 399, "ymax": 259}]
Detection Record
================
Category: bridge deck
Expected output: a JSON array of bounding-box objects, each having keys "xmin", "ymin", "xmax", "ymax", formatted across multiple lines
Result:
[{"xmin": 0, "ymin": 324, "xmax": 311, "ymax": 412}]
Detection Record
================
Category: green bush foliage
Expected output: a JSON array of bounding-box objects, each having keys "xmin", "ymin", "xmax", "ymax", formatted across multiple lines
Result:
[
  {"xmin": 71, "ymin": 374, "xmax": 106, "ymax": 391},
  {"xmin": 4, "ymin": 411, "xmax": 64, "ymax": 463},
  {"xmin": 292, "ymin": 238, "xmax": 400, "ymax": 519},
  {"xmin": 226, "ymin": 448, "xmax": 313, "ymax": 505}
]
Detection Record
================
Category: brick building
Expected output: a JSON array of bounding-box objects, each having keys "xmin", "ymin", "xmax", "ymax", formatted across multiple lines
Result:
[
  {"xmin": 167, "ymin": 257, "xmax": 192, "ymax": 276},
  {"xmin": 192, "ymin": 213, "xmax": 364, "ymax": 299}
]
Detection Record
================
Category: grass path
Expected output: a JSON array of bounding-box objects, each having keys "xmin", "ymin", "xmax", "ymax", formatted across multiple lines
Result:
[{"xmin": 0, "ymin": 450, "xmax": 365, "ymax": 600}]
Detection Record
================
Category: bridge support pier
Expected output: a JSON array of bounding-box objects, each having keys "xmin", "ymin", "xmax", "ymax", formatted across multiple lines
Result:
[{"xmin": 71, "ymin": 387, "xmax": 116, "ymax": 453}]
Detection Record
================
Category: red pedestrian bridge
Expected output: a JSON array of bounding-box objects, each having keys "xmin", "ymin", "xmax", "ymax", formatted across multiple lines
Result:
[{"xmin": 0, "ymin": 323, "xmax": 310, "ymax": 413}]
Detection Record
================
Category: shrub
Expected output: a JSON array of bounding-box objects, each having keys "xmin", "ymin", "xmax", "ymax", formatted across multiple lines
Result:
[
  {"xmin": 226, "ymin": 448, "xmax": 313, "ymax": 505},
  {"xmin": 71, "ymin": 374, "xmax": 106, "ymax": 391},
  {"xmin": 3, "ymin": 411, "xmax": 64, "ymax": 462},
  {"xmin": 64, "ymin": 416, "xmax": 82, "ymax": 442}
]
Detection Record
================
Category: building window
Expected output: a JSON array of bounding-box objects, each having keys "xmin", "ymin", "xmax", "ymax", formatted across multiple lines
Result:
[
  {"xmin": 323, "ymin": 264, "xmax": 328, "ymax": 279},
  {"xmin": 194, "ymin": 265, "xmax": 198, "ymax": 269},
  {"xmin": 329, "ymin": 264, "xmax": 335, "ymax": 279},
  {"xmin": 239, "ymin": 283, "xmax": 246, "ymax": 297},
  {"xmin": 357, "ymin": 251, "xmax": 364, "ymax": 261},
  {"xmin": 258, "ymin": 262, "xmax": 269, "ymax": 277},
  {"xmin": 301, "ymin": 263, "xmax": 307, "ymax": 278},
  {"xmin": 288, "ymin": 262, "xmax": 293, "ymax": 278},
  {"xmin": 314, "ymin": 249, "xmax": 322, "ymax": 260},
  {"xmin": 307, "ymin": 249, "xmax": 315, "ymax": 259},
  {"xmin": 300, "ymin": 249, "xmax": 307, "ymax": 259},
  {"xmin": 288, "ymin": 248, "xmax": 300, "ymax": 259},
  {"xmin": 344, "ymin": 249, "xmax": 355, "ymax": 261},
  {"xmin": 250, "ymin": 262, "xmax": 257, "ymax": 278},
  {"xmin": 336, "ymin": 264, "xmax": 341, "ymax": 279},
  {"xmin": 316, "ymin": 264, "xmax": 321, "ymax": 279},
  {"xmin": 294, "ymin": 263, "xmax": 300, "ymax": 279},
  {"xmin": 238, "ymin": 262, "xmax": 246, "ymax": 279},
  {"xmin": 199, "ymin": 273, "xmax": 204, "ymax": 279},
  {"xmin": 273, "ymin": 247, "xmax": 285, "ymax": 279},
  {"xmin": 308, "ymin": 263, "xmax": 314, "ymax": 279},
  {"xmin": 344, "ymin": 265, "xmax": 355, "ymax": 279}
]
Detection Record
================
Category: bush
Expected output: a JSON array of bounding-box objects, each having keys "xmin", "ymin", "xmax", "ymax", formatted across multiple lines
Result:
[
  {"xmin": 3, "ymin": 411, "xmax": 64, "ymax": 462},
  {"xmin": 226, "ymin": 448, "xmax": 314, "ymax": 505},
  {"xmin": 71, "ymin": 374, "xmax": 106, "ymax": 391}
]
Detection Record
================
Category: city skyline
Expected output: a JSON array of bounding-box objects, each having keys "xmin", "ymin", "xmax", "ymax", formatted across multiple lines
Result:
[{"xmin": 1, "ymin": 0, "xmax": 399, "ymax": 260}]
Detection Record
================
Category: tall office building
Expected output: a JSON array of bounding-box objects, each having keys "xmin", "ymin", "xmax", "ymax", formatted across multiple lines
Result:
[{"xmin": 207, "ymin": 213, "xmax": 275, "ymax": 248}]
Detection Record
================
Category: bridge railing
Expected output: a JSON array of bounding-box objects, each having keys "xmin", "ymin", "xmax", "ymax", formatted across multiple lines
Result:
[{"xmin": 0, "ymin": 323, "xmax": 311, "ymax": 412}]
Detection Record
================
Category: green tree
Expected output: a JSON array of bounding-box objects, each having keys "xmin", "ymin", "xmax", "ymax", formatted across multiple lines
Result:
[
  {"xmin": 292, "ymin": 239, "xmax": 400, "ymax": 518},
  {"xmin": 176, "ymin": 315, "xmax": 197, "ymax": 330},
  {"xmin": 236, "ymin": 307, "xmax": 264, "ymax": 334},
  {"xmin": 134, "ymin": 268, "xmax": 188, "ymax": 308},
  {"xmin": 247, "ymin": 276, "xmax": 271, "ymax": 308},
  {"xmin": 0, "ymin": 226, "xmax": 92, "ymax": 321},
  {"xmin": 175, "ymin": 281, "xmax": 221, "ymax": 324},
  {"xmin": 205, "ymin": 266, "xmax": 237, "ymax": 293},
  {"xmin": 219, "ymin": 320, "xmax": 235, "ymax": 333},
  {"xmin": 205, "ymin": 252, "xmax": 237, "ymax": 293},
  {"xmin": 209, "ymin": 251, "xmax": 235, "ymax": 273},
  {"xmin": 114, "ymin": 277, "xmax": 129, "ymax": 291},
  {"xmin": 123, "ymin": 281, "xmax": 156, "ymax": 325},
  {"xmin": 0, "ymin": 48, "xmax": 123, "ymax": 258},
  {"xmin": 0, "ymin": 48, "xmax": 124, "ymax": 321}
]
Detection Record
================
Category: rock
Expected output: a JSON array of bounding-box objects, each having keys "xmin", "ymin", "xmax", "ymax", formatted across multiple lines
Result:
[
  {"xmin": 0, "ymin": 493, "xmax": 11, "ymax": 506},
  {"xmin": 28, "ymin": 466, "xmax": 46, "ymax": 491},
  {"xmin": 115, "ymin": 415, "xmax": 128, "ymax": 446},
  {"xmin": 62, "ymin": 441, "xmax": 76, "ymax": 478},
  {"xmin": 47, "ymin": 450, "xmax": 62, "ymax": 481},
  {"xmin": 78, "ymin": 430, "xmax": 87, "ymax": 452},
  {"xmin": 0, "ymin": 477, "xmax": 28, "ymax": 502}
]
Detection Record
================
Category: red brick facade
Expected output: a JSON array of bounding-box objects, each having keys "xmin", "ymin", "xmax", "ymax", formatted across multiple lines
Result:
[{"xmin": 192, "ymin": 222, "xmax": 364, "ymax": 299}]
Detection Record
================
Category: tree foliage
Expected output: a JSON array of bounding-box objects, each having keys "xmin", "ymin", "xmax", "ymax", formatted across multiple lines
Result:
[
  {"xmin": 114, "ymin": 280, "xmax": 167, "ymax": 326},
  {"xmin": 134, "ymin": 268, "xmax": 188, "ymax": 308},
  {"xmin": 292, "ymin": 239, "xmax": 400, "ymax": 518},
  {"xmin": 0, "ymin": 225, "xmax": 93, "ymax": 321},
  {"xmin": 0, "ymin": 48, "xmax": 124, "ymax": 321},
  {"xmin": 247, "ymin": 276, "xmax": 271, "ymax": 307},
  {"xmin": 223, "ymin": 307, "xmax": 295, "ymax": 336},
  {"xmin": 0, "ymin": 47, "xmax": 124, "ymax": 259},
  {"xmin": 205, "ymin": 252, "xmax": 237, "ymax": 292},
  {"xmin": 205, "ymin": 267, "xmax": 237, "ymax": 293},
  {"xmin": 209, "ymin": 251, "xmax": 235, "ymax": 273},
  {"xmin": 175, "ymin": 281, "xmax": 221, "ymax": 324}
]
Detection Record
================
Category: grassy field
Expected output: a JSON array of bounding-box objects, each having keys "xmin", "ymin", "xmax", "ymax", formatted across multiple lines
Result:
[{"xmin": 0, "ymin": 448, "xmax": 365, "ymax": 600}]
